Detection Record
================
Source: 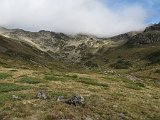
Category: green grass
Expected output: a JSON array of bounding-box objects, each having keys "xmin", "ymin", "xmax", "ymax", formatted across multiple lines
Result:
[
  {"xmin": 43, "ymin": 75, "xmax": 58, "ymax": 81},
  {"xmin": 102, "ymin": 75, "xmax": 119, "ymax": 81},
  {"xmin": 43, "ymin": 75, "xmax": 66, "ymax": 81},
  {"xmin": 0, "ymin": 94, "xmax": 11, "ymax": 107},
  {"xmin": 18, "ymin": 76, "xmax": 42, "ymax": 84},
  {"xmin": 97, "ymin": 45, "xmax": 160, "ymax": 70},
  {"xmin": 77, "ymin": 77, "xmax": 108, "ymax": 88},
  {"xmin": 123, "ymin": 79, "xmax": 145, "ymax": 90},
  {"xmin": 63, "ymin": 74, "xmax": 78, "ymax": 79},
  {"xmin": 44, "ymin": 74, "xmax": 108, "ymax": 88},
  {"xmin": 44, "ymin": 74, "xmax": 78, "ymax": 81},
  {"xmin": 125, "ymin": 83, "xmax": 142, "ymax": 90},
  {"xmin": 0, "ymin": 83, "xmax": 30, "ymax": 92},
  {"xmin": 147, "ymin": 50, "xmax": 160, "ymax": 64},
  {"xmin": 0, "ymin": 61, "xmax": 8, "ymax": 67},
  {"xmin": 51, "ymin": 91, "xmax": 70, "ymax": 98},
  {"xmin": 0, "ymin": 73, "xmax": 11, "ymax": 79},
  {"xmin": 10, "ymin": 69, "xmax": 18, "ymax": 72},
  {"xmin": 106, "ymin": 74, "xmax": 146, "ymax": 90},
  {"xmin": 63, "ymin": 75, "xmax": 108, "ymax": 88},
  {"xmin": 135, "ymin": 82, "xmax": 145, "ymax": 87},
  {"xmin": 0, "ymin": 67, "xmax": 159, "ymax": 120},
  {"xmin": 110, "ymin": 59, "xmax": 132, "ymax": 69},
  {"xmin": 104, "ymin": 75, "xmax": 145, "ymax": 90}
]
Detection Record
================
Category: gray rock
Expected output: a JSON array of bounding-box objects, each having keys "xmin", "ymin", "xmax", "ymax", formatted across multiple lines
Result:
[
  {"xmin": 125, "ymin": 74, "xmax": 141, "ymax": 82},
  {"xmin": 67, "ymin": 94, "xmax": 85, "ymax": 106},
  {"xmin": 57, "ymin": 96, "xmax": 65, "ymax": 102},
  {"xmin": 12, "ymin": 95, "xmax": 21, "ymax": 100},
  {"xmin": 119, "ymin": 112, "xmax": 125, "ymax": 120},
  {"xmin": 36, "ymin": 92, "xmax": 47, "ymax": 99}
]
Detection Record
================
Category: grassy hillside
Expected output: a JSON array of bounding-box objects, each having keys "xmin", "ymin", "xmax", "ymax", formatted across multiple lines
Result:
[
  {"xmin": 0, "ymin": 63, "xmax": 159, "ymax": 120},
  {"xmin": 0, "ymin": 35, "xmax": 87, "ymax": 72},
  {"xmin": 0, "ymin": 28, "xmax": 160, "ymax": 119},
  {"xmin": 0, "ymin": 45, "xmax": 159, "ymax": 120}
]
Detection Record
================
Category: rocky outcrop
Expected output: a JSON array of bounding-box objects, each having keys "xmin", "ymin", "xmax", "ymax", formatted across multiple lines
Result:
[
  {"xmin": 144, "ymin": 23, "xmax": 160, "ymax": 32},
  {"xmin": 128, "ymin": 32, "xmax": 160, "ymax": 45},
  {"xmin": 127, "ymin": 23, "xmax": 160, "ymax": 46},
  {"xmin": 0, "ymin": 28, "xmax": 129, "ymax": 62}
]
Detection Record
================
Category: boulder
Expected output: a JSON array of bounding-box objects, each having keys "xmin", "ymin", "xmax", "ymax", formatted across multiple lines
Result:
[
  {"xmin": 36, "ymin": 91, "xmax": 47, "ymax": 99},
  {"xmin": 67, "ymin": 94, "xmax": 85, "ymax": 106}
]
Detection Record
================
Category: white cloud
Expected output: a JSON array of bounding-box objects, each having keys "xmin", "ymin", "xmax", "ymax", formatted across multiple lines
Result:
[{"xmin": 0, "ymin": 0, "xmax": 148, "ymax": 37}]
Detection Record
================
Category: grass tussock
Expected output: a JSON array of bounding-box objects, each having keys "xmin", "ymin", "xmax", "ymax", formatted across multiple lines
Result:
[
  {"xmin": 0, "ymin": 83, "xmax": 30, "ymax": 92},
  {"xmin": 0, "ymin": 94, "xmax": 11, "ymax": 107},
  {"xmin": 43, "ymin": 75, "xmax": 66, "ymax": 82},
  {"xmin": 18, "ymin": 76, "xmax": 42, "ymax": 84},
  {"xmin": 51, "ymin": 91, "xmax": 70, "ymax": 98},
  {"xmin": 62, "ymin": 74, "xmax": 108, "ymax": 88},
  {"xmin": 111, "ymin": 59, "xmax": 132, "ymax": 69},
  {"xmin": 77, "ymin": 77, "xmax": 108, "ymax": 88},
  {"xmin": 44, "ymin": 74, "xmax": 108, "ymax": 88},
  {"xmin": 0, "ymin": 73, "xmax": 11, "ymax": 79},
  {"xmin": 122, "ymin": 79, "xmax": 145, "ymax": 90}
]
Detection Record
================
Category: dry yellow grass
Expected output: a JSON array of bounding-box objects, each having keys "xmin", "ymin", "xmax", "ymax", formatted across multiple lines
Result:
[{"xmin": 0, "ymin": 66, "xmax": 159, "ymax": 120}]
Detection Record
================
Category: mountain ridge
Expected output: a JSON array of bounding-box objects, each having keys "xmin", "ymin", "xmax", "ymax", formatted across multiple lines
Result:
[
  {"xmin": 0, "ymin": 23, "xmax": 160, "ymax": 69},
  {"xmin": 0, "ymin": 24, "xmax": 160, "ymax": 120},
  {"xmin": 0, "ymin": 27, "xmax": 134, "ymax": 62}
]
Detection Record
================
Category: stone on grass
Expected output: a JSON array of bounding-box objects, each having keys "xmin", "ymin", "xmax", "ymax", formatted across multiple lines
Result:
[
  {"xmin": 119, "ymin": 112, "xmax": 125, "ymax": 120},
  {"xmin": 57, "ymin": 96, "xmax": 65, "ymax": 102},
  {"xmin": 12, "ymin": 95, "xmax": 21, "ymax": 100},
  {"xmin": 36, "ymin": 91, "xmax": 47, "ymax": 99},
  {"xmin": 67, "ymin": 94, "xmax": 85, "ymax": 106}
]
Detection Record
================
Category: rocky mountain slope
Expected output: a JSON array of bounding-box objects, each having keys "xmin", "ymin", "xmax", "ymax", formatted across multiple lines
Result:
[
  {"xmin": 0, "ymin": 35, "xmax": 54, "ymax": 68},
  {"xmin": 127, "ymin": 23, "xmax": 160, "ymax": 46},
  {"xmin": 0, "ymin": 23, "xmax": 160, "ymax": 69},
  {"xmin": 0, "ymin": 24, "xmax": 160, "ymax": 120},
  {"xmin": 0, "ymin": 27, "xmax": 136, "ymax": 63},
  {"xmin": 94, "ymin": 23, "xmax": 160, "ymax": 70}
]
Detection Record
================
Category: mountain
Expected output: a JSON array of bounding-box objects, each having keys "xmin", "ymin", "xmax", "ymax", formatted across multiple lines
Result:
[
  {"xmin": 0, "ymin": 23, "xmax": 159, "ymax": 70},
  {"xmin": 94, "ymin": 23, "xmax": 160, "ymax": 69},
  {"xmin": 0, "ymin": 27, "xmax": 136, "ymax": 63},
  {"xmin": 0, "ymin": 24, "xmax": 160, "ymax": 120}
]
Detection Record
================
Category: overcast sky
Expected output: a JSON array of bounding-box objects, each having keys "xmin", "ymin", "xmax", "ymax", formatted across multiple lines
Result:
[{"xmin": 0, "ymin": 0, "xmax": 159, "ymax": 37}]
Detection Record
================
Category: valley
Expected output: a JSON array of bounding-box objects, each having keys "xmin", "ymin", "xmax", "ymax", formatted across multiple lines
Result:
[{"xmin": 0, "ymin": 23, "xmax": 159, "ymax": 120}]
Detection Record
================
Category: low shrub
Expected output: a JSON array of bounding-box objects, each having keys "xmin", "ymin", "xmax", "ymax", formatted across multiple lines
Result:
[
  {"xmin": 147, "ymin": 51, "xmax": 160, "ymax": 64},
  {"xmin": 111, "ymin": 59, "xmax": 132, "ymax": 69},
  {"xmin": 84, "ymin": 61, "xmax": 98, "ymax": 69}
]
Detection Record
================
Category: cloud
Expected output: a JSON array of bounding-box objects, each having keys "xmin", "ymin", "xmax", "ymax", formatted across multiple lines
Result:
[{"xmin": 0, "ymin": 0, "xmax": 148, "ymax": 37}]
